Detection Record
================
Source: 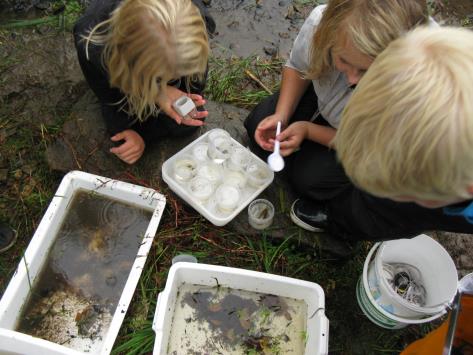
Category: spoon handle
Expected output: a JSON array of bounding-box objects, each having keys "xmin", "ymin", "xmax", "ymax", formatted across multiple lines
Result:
[{"xmin": 274, "ymin": 121, "xmax": 281, "ymax": 154}]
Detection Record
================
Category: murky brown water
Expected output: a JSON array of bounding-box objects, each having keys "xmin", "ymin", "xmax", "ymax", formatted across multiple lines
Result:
[
  {"xmin": 168, "ymin": 284, "xmax": 307, "ymax": 354},
  {"xmin": 16, "ymin": 190, "xmax": 152, "ymax": 351}
]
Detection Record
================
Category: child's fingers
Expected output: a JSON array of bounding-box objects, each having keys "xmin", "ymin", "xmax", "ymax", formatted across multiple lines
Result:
[
  {"xmin": 110, "ymin": 141, "xmax": 131, "ymax": 155},
  {"xmin": 181, "ymin": 117, "xmax": 206, "ymax": 127},
  {"xmin": 190, "ymin": 110, "xmax": 208, "ymax": 119},
  {"xmin": 188, "ymin": 93, "xmax": 203, "ymax": 102},
  {"xmin": 111, "ymin": 132, "xmax": 125, "ymax": 141}
]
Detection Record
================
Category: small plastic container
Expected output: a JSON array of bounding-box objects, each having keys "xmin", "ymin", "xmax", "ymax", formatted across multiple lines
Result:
[
  {"xmin": 246, "ymin": 161, "xmax": 272, "ymax": 188},
  {"xmin": 191, "ymin": 142, "xmax": 209, "ymax": 162},
  {"xmin": 248, "ymin": 199, "xmax": 275, "ymax": 230},
  {"xmin": 172, "ymin": 96, "xmax": 197, "ymax": 118},
  {"xmin": 173, "ymin": 157, "xmax": 198, "ymax": 183},
  {"xmin": 197, "ymin": 162, "xmax": 223, "ymax": 186},
  {"xmin": 188, "ymin": 176, "xmax": 214, "ymax": 202},
  {"xmin": 207, "ymin": 128, "xmax": 230, "ymax": 142},
  {"xmin": 224, "ymin": 170, "xmax": 247, "ymax": 190},
  {"xmin": 226, "ymin": 147, "xmax": 251, "ymax": 172},
  {"xmin": 215, "ymin": 184, "xmax": 240, "ymax": 213},
  {"xmin": 208, "ymin": 135, "xmax": 233, "ymax": 164},
  {"xmin": 171, "ymin": 254, "xmax": 198, "ymax": 264}
]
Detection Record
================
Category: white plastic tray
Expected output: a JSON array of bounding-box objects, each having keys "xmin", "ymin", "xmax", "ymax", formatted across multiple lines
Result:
[
  {"xmin": 162, "ymin": 129, "xmax": 274, "ymax": 226},
  {"xmin": 0, "ymin": 171, "xmax": 166, "ymax": 355},
  {"xmin": 152, "ymin": 263, "xmax": 329, "ymax": 355}
]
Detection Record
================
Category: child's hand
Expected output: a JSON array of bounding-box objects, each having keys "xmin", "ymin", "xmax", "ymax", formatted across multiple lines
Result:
[
  {"xmin": 110, "ymin": 129, "xmax": 145, "ymax": 164},
  {"xmin": 277, "ymin": 121, "xmax": 308, "ymax": 157},
  {"xmin": 254, "ymin": 113, "xmax": 287, "ymax": 151},
  {"xmin": 156, "ymin": 86, "xmax": 208, "ymax": 126}
]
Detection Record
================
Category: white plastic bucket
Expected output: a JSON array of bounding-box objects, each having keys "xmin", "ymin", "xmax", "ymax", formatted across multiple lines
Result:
[{"xmin": 357, "ymin": 234, "xmax": 458, "ymax": 329}]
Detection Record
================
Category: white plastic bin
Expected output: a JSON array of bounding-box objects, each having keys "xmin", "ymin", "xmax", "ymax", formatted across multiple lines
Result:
[
  {"xmin": 152, "ymin": 263, "xmax": 329, "ymax": 355},
  {"xmin": 0, "ymin": 171, "xmax": 166, "ymax": 355}
]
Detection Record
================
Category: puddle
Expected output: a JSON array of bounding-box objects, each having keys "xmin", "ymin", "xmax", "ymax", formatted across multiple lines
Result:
[
  {"xmin": 168, "ymin": 283, "xmax": 307, "ymax": 354},
  {"xmin": 16, "ymin": 190, "xmax": 152, "ymax": 352}
]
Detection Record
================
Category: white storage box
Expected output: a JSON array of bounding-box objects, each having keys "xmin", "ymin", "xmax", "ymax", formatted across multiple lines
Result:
[
  {"xmin": 162, "ymin": 129, "xmax": 274, "ymax": 226},
  {"xmin": 152, "ymin": 263, "xmax": 329, "ymax": 355},
  {"xmin": 0, "ymin": 171, "xmax": 166, "ymax": 355}
]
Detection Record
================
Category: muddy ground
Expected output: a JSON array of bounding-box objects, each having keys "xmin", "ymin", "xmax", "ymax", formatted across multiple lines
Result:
[{"xmin": 1, "ymin": 0, "xmax": 473, "ymax": 354}]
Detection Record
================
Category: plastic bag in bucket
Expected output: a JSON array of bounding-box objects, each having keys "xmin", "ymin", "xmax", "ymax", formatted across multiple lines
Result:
[{"xmin": 357, "ymin": 234, "xmax": 458, "ymax": 329}]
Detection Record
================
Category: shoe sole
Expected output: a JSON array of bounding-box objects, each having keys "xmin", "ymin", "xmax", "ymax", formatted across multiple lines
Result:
[{"xmin": 290, "ymin": 201, "xmax": 324, "ymax": 233}]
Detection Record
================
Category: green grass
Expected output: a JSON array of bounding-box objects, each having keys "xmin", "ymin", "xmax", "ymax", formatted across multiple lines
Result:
[
  {"xmin": 0, "ymin": 0, "xmax": 83, "ymax": 31},
  {"xmin": 205, "ymin": 55, "xmax": 283, "ymax": 108}
]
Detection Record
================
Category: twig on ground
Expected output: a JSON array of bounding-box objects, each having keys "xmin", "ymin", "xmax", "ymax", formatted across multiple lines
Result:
[
  {"xmin": 63, "ymin": 136, "xmax": 82, "ymax": 169},
  {"xmin": 245, "ymin": 69, "xmax": 273, "ymax": 94}
]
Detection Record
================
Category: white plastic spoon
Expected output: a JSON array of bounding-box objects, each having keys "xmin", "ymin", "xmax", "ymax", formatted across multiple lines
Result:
[{"xmin": 267, "ymin": 121, "xmax": 285, "ymax": 172}]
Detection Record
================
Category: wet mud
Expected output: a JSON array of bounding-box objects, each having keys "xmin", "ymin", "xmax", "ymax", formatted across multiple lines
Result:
[{"xmin": 207, "ymin": 0, "xmax": 305, "ymax": 58}]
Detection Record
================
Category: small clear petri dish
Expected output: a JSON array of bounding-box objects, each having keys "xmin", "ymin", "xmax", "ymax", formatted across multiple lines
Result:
[
  {"xmin": 192, "ymin": 142, "xmax": 209, "ymax": 162},
  {"xmin": 208, "ymin": 135, "xmax": 233, "ymax": 164},
  {"xmin": 207, "ymin": 128, "xmax": 230, "ymax": 143},
  {"xmin": 246, "ymin": 161, "xmax": 272, "ymax": 188},
  {"xmin": 173, "ymin": 156, "xmax": 198, "ymax": 183},
  {"xmin": 248, "ymin": 199, "xmax": 275, "ymax": 230},
  {"xmin": 226, "ymin": 147, "xmax": 251, "ymax": 172},
  {"xmin": 224, "ymin": 170, "xmax": 247, "ymax": 190},
  {"xmin": 215, "ymin": 184, "xmax": 241, "ymax": 213},
  {"xmin": 188, "ymin": 176, "xmax": 214, "ymax": 202},
  {"xmin": 197, "ymin": 162, "xmax": 223, "ymax": 186}
]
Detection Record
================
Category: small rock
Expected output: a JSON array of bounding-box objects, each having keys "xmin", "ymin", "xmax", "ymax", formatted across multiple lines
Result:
[
  {"xmin": 202, "ymin": 0, "xmax": 211, "ymax": 5},
  {"xmin": 106, "ymin": 275, "xmax": 117, "ymax": 287},
  {"xmin": 279, "ymin": 32, "xmax": 290, "ymax": 39},
  {"xmin": 278, "ymin": 0, "xmax": 289, "ymax": 6},
  {"xmin": 264, "ymin": 45, "xmax": 277, "ymax": 56},
  {"xmin": 227, "ymin": 20, "xmax": 239, "ymax": 29},
  {"xmin": 229, "ymin": 43, "xmax": 240, "ymax": 51}
]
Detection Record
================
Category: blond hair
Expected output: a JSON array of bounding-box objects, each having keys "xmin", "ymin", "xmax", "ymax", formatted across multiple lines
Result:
[
  {"xmin": 335, "ymin": 27, "xmax": 473, "ymax": 201},
  {"xmin": 307, "ymin": 0, "xmax": 428, "ymax": 79},
  {"xmin": 84, "ymin": 0, "xmax": 209, "ymax": 121}
]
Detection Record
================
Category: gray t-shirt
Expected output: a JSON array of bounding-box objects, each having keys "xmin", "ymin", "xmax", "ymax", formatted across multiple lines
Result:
[{"xmin": 286, "ymin": 5, "xmax": 438, "ymax": 128}]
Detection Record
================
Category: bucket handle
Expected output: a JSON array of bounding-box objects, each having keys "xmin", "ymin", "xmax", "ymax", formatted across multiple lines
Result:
[{"xmin": 363, "ymin": 243, "xmax": 447, "ymax": 324}]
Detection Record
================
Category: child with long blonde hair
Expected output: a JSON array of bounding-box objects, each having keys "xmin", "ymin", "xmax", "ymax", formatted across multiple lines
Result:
[
  {"xmin": 245, "ymin": 0, "xmax": 435, "ymax": 234},
  {"xmin": 74, "ymin": 0, "xmax": 215, "ymax": 164}
]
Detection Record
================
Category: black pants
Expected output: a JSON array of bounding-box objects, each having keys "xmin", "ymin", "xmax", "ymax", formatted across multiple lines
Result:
[{"xmin": 244, "ymin": 86, "xmax": 473, "ymax": 241}]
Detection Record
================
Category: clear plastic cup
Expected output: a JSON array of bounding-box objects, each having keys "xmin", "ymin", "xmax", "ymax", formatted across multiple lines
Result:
[
  {"xmin": 207, "ymin": 135, "xmax": 233, "ymax": 164},
  {"xmin": 248, "ymin": 199, "xmax": 275, "ymax": 230},
  {"xmin": 226, "ymin": 147, "xmax": 251, "ymax": 172},
  {"xmin": 188, "ymin": 176, "xmax": 214, "ymax": 202},
  {"xmin": 192, "ymin": 142, "xmax": 209, "ymax": 162},
  {"xmin": 246, "ymin": 161, "xmax": 272, "ymax": 188},
  {"xmin": 224, "ymin": 170, "xmax": 247, "ymax": 189},
  {"xmin": 215, "ymin": 184, "xmax": 240, "ymax": 213},
  {"xmin": 172, "ymin": 254, "xmax": 198, "ymax": 264},
  {"xmin": 197, "ymin": 162, "xmax": 223, "ymax": 186},
  {"xmin": 207, "ymin": 128, "xmax": 230, "ymax": 143},
  {"xmin": 173, "ymin": 156, "xmax": 198, "ymax": 183}
]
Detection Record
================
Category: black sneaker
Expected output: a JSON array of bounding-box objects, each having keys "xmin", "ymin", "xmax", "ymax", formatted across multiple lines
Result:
[
  {"xmin": 290, "ymin": 198, "xmax": 328, "ymax": 232},
  {"xmin": 0, "ymin": 224, "xmax": 17, "ymax": 253}
]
